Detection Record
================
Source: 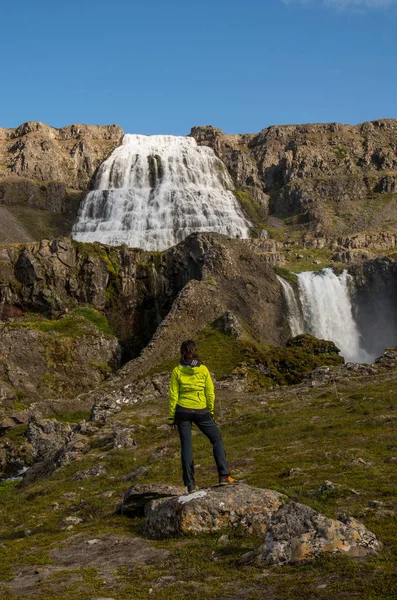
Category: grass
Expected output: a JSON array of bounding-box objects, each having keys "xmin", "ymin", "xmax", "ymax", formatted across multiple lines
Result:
[
  {"xmin": 234, "ymin": 189, "xmax": 268, "ymax": 235},
  {"xmin": 6, "ymin": 205, "xmax": 79, "ymax": 241},
  {"xmin": 51, "ymin": 410, "xmax": 92, "ymax": 424},
  {"xmin": 284, "ymin": 248, "xmax": 344, "ymax": 273},
  {"xmin": 274, "ymin": 266, "xmax": 298, "ymax": 284},
  {"xmin": 0, "ymin": 370, "xmax": 397, "ymax": 600},
  {"xmin": 145, "ymin": 326, "xmax": 344, "ymax": 387},
  {"xmin": 1, "ymin": 357, "xmax": 397, "ymax": 598},
  {"xmin": 11, "ymin": 307, "xmax": 113, "ymax": 338}
]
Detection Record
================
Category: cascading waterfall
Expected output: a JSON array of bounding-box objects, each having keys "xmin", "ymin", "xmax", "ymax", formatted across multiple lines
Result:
[
  {"xmin": 71, "ymin": 134, "xmax": 250, "ymax": 251},
  {"xmin": 279, "ymin": 268, "xmax": 374, "ymax": 363},
  {"xmin": 276, "ymin": 276, "xmax": 303, "ymax": 337}
]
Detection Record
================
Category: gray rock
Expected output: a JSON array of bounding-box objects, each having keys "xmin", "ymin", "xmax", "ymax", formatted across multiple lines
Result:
[
  {"xmin": 123, "ymin": 466, "xmax": 148, "ymax": 481},
  {"xmin": 74, "ymin": 465, "xmax": 107, "ymax": 480},
  {"xmin": 26, "ymin": 417, "xmax": 73, "ymax": 462},
  {"xmin": 61, "ymin": 516, "xmax": 83, "ymax": 527},
  {"xmin": 148, "ymin": 446, "xmax": 169, "ymax": 462},
  {"xmin": 90, "ymin": 397, "xmax": 123, "ymax": 423},
  {"xmin": 212, "ymin": 311, "xmax": 243, "ymax": 338},
  {"xmin": 113, "ymin": 426, "xmax": 137, "ymax": 450},
  {"xmin": 256, "ymin": 501, "xmax": 380, "ymax": 565},
  {"xmin": 144, "ymin": 483, "xmax": 286, "ymax": 539}
]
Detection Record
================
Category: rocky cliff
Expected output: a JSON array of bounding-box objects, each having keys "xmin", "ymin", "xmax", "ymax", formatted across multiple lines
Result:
[
  {"xmin": 2, "ymin": 118, "xmax": 397, "ymax": 247},
  {"xmin": 0, "ymin": 121, "xmax": 123, "ymax": 242},
  {"xmin": 191, "ymin": 119, "xmax": 397, "ymax": 238},
  {"xmin": 0, "ymin": 233, "xmax": 286, "ymax": 412}
]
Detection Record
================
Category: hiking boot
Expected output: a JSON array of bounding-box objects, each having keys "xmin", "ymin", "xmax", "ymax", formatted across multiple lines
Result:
[
  {"xmin": 187, "ymin": 485, "xmax": 196, "ymax": 493},
  {"xmin": 219, "ymin": 475, "xmax": 236, "ymax": 485}
]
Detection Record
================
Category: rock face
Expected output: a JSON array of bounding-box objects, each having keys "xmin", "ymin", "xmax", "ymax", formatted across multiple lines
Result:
[
  {"xmin": 0, "ymin": 233, "xmax": 285, "ymax": 369},
  {"xmin": 138, "ymin": 483, "xmax": 380, "ymax": 565},
  {"xmin": 191, "ymin": 120, "xmax": 397, "ymax": 236},
  {"xmin": 0, "ymin": 121, "xmax": 123, "ymax": 242},
  {"xmin": 26, "ymin": 417, "xmax": 74, "ymax": 462},
  {"xmin": 0, "ymin": 314, "xmax": 121, "ymax": 405},
  {"xmin": 2, "ymin": 118, "xmax": 396, "ymax": 245}
]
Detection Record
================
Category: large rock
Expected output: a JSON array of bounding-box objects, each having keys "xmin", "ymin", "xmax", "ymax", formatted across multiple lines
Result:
[
  {"xmin": 144, "ymin": 484, "xmax": 286, "ymax": 539},
  {"xmin": 257, "ymin": 501, "xmax": 381, "ymax": 565},
  {"xmin": 26, "ymin": 417, "xmax": 73, "ymax": 461},
  {"xmin": 141, "ymin": 483, "xmax": 380, "ymax": 565}
]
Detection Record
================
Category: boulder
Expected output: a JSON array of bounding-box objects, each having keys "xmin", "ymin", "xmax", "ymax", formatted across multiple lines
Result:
[
  {"xmin": 113, "ymin": 426, "xmax": 137, "ymax": 450},
  {"xmin": 257, "ymin": 501, "xmax": 381, "ymax": 565},
  {"xmin": 26, "ymin": 417, "xmax": 73, "ymax": 461},
  {"xmin": 144, "ymin": 483, "xmax": 286, "ymax": 539},
  {"xmin": 90, "ymin": 397, "xmax": 123, "ymax": 423},
  {"xmin": 74, "ymin": 465, "xmax": 107, "ymax": 480},
  {"xmin": 140, "ymin": 483, "xmax": 380, "ymax": 565}
]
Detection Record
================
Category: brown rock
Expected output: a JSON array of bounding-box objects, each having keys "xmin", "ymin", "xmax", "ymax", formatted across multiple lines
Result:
[{"xmin": 0, "ymin": 122, "xmax": 123, "ymax": 242}]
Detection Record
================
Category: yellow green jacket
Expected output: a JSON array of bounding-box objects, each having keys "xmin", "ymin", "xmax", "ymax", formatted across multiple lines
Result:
[{"xmin": 168, "ymin": 364, "xmax": 215, "ymax": 424}]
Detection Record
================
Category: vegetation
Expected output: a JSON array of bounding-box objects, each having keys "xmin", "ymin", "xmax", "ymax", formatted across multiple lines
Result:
[
  {"xmin": 146, "ymin": 327, "xmax": 343, "ymax": 388},
  {"xmin": 1, "ymin": 362, "xmax": 397, "ymax": 598},
  {"xmin": 234, "ymin": 188, "xmax": 268, "ymax": 236},
  {"xmin": 12, "ymin": 307, "xmax": 113, "ymax": 337},
  {"xmin": 274, "ymin": 266, "xmax": 298, "ymax": 284}
]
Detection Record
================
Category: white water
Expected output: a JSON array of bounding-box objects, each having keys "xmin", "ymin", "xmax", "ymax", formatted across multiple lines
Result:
[
  {"xmin": 71, "ymin": 134, "xmax": 250, "ymax": 251},
  {"xmin": 297, "ymin": 269, "xmax": 372, "ymax": 363},
  {"xmin": 277, "ymin": 276, "xmax": 303, "ymax": 337}
]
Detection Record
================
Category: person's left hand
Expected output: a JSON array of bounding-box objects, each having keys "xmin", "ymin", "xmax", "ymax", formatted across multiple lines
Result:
[{"xmin": 168, "ymin": 424, "xmax": 177, "ymax": 430}]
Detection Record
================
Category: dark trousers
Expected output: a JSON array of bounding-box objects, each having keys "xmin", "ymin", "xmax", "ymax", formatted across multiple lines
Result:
[{"xmin": 176, "ymin": 412, "xmax": 229, "ymax": 488}]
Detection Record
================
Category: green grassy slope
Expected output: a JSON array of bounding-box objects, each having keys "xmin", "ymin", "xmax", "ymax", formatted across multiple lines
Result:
[{"xmin": 1, "ymin": 363, "xmax": 397, "ymax": 599}]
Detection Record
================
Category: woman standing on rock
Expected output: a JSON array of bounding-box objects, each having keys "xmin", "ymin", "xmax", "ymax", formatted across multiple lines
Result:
[{"xmin": 168, "ymin": 339, "xmax": 235, "ymax": 493}]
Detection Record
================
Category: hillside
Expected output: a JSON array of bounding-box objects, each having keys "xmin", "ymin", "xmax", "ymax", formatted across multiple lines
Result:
[
  {"xmin": 1, "ymin": 353, "xmax": 397, "ymax": 599},
  {"xmin": 0, "ymin": 122, "xmax": 123, "ymax": 242}
]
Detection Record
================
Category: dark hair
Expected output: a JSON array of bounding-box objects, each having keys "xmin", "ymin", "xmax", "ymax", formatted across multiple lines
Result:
[{"xmin": 180, "ymin": 340, "xmax": 200, "ymax": 362}]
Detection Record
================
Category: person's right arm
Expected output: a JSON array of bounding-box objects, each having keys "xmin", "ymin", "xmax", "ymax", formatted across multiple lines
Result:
[{"xmin": 168, "ymin": 367, "xmax": 179, "ymax": 425}]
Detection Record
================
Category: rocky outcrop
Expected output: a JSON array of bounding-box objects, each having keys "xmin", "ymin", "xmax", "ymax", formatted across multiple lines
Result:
[
  {"xmin": 0, "ymin": 314, "xmax": 121, "ymax": 406},
  {"xmin": 144, "ymin": 484, "xmax": 286, "ymax": 539},
  {"xmin": 0, "ymin": 233, "xmax": 285, "ymax": 369},
  {"xmin": 191, "ymin": 120, "xmax": 397, "ymax": 237},
  {"xmin": 124, "ymin": 482, "xmax": 380, "ymax": 565},
  {"xmin": 0, "ymin": 121, "xmax": 123, "ymax": 242},
  {"xmin": 26, "ymin": 417, "xmax": 73, "ymax": 462},
  {"xmin": 257, "ymin": 501, "xmax": 380, "ymax": 565}
]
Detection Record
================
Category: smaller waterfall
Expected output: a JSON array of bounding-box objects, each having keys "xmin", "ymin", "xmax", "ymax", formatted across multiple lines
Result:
[
  {"xmin": 277, "ymin": 276, "xmax": 303, "ymax": 337},
  {"xmin": 297, "ymin": 269, "xmax": 372, "ymax": 363}
]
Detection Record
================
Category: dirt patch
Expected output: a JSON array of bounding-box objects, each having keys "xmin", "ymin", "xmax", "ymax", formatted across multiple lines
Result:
[{"xmin": 2, "ymin": 534, "xmax": 171, "ymax": 596}]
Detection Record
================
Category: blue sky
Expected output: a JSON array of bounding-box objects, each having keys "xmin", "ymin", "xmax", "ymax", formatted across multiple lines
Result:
[{"xmin": 1, "ymin": 0, "xmax": 396, "ymax": 134}]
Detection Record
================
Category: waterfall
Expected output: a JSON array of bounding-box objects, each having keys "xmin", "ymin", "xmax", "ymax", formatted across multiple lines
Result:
[
  {"xmin": 296, "ymin": 268, "xmax": 373, "ymax": 363},
  {"xmin": 71, "ymin": 134, "xmax": 250, "ymax": 251},
  {"xmin": 277, "ymin": 276, "xmax": 303, "ymax": 337}
]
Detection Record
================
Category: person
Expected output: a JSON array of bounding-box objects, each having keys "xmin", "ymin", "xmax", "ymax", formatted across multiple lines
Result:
[{"xmin": 168, "ymin": 339, "xmax": 235, "ymax": 493}]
